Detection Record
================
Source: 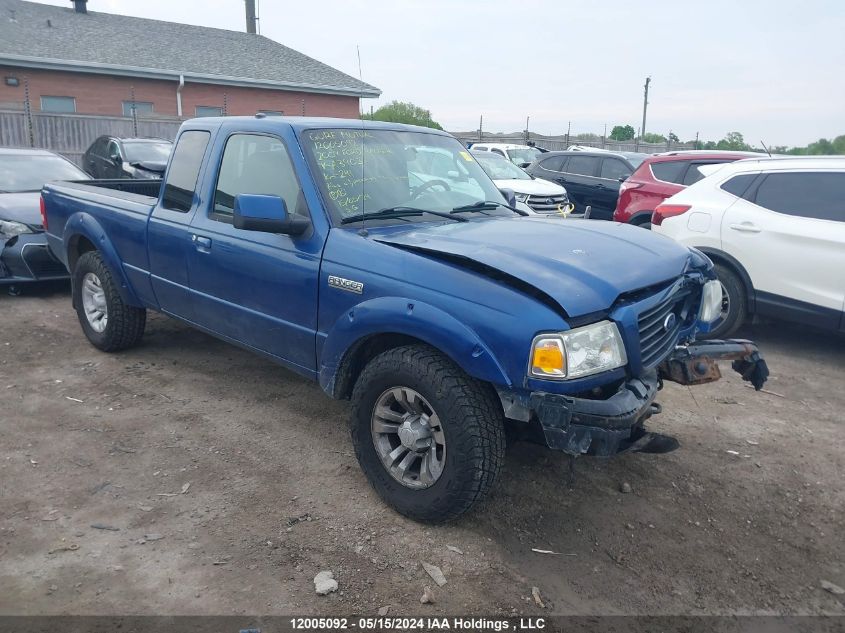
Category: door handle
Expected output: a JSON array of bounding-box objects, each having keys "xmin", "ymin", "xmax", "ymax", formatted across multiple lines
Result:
[
  {"xmin": 729, "ymin": 222, "xmax": 761, "ymax": 233},
  {"xmin": 191, "ymin": 234, "xmax": 212, "ymax": 250}
]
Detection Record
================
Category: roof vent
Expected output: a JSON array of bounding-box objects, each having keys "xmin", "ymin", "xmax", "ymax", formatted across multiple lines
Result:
[{"xmin": 71, "ymin": 0, "xmax": 88, "ymax": 14}]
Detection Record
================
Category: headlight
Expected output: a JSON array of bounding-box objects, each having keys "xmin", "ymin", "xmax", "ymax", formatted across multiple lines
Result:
[
  {"xmin": 529, "ymin": 320, "xmax": 627, "ymax": 380},
  {"xmin": 0, "ymin": 220, "xmax": 33, "ymax": 237},
  {"xmin": 514, "ymin": 193, "xmax": 529, "ymax": 203},
  {"xmin": 699, "ymin": 279, "xmax": 723, "ymax": 323}
]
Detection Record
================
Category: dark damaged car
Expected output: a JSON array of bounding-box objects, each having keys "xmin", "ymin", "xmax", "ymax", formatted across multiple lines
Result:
[
  {"xmin": 0, "ymin": 148, "xmax": 90, "ymax": 289},
  {"xmin": 42, "ymin": 117, "xmax": 769, "ymax": 522}
]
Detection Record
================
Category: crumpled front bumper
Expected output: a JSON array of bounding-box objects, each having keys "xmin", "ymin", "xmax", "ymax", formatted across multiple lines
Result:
[
  {"xmin": 505, "ymin": 338, "xmax": 769, "ymax": 457},
  {"xmin": 0, "ymin": 233, "xmax": 69, "ymax": 285}
]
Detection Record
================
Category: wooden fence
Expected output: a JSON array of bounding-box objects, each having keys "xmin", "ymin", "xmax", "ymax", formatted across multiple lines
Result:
[{"xmin": 0, "ymin": 110, "xmax": 183, "ymax": 166}]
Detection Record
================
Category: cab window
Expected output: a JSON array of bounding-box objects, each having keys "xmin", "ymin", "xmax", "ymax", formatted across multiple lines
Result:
[
  {"xmin": 212, "ymin": 133, "xmax": 305, "ymax": 221},
  {"xmin": 161, "ymin": 130, "xmax": 210, "ymax": 212}
]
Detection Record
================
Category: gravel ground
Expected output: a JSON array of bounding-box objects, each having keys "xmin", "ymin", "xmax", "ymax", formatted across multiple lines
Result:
[{"xmin": 1, "ymin": 284, "xmax": 843, "ymax": 616}]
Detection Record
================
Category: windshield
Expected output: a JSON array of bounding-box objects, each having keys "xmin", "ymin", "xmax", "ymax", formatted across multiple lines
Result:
[
  {"xmin": 301, "ymin": 128, "xmax": 512, "ymax": 225},
  {"xmin": 473, "ymin": 152, "xmax": 531, "ymax": 180},
  {"xmin": 0, "ymin": 154, "xmax": 89, "ymax": 193},
  {"xmin": 123, "ymin": 141, "xmax": 172, "ymax": 163},
  {"xmin": 505, "ymin": 147, "xmax": 541, "ymax": 165}
]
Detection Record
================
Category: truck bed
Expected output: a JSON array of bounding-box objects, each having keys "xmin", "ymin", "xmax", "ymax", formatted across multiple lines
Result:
[{"xmin": 67, "ymin": 178, "xmax": 162, "ymax": 203}]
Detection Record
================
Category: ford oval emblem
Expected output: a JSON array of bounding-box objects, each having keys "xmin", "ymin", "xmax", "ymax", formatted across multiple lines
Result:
[{"xmin": 663, "ymin": 313, "xmax": 677, "ymax": 332}]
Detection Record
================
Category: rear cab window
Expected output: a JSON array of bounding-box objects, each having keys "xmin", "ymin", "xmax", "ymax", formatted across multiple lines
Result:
[{"xmin": 162, "ymin": 131, "xmax": 211, "ymax": 212}]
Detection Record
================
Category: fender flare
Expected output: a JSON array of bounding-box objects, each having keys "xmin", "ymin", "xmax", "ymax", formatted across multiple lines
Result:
[
  {"xmin": 318, "ymin": 296, "xmax": 511, "ymax": 398},
  {"xmin": 696, "ymin": 247, "xmax": 756, "ymax": 314},
  {"xmin": 62, "ymin": 211, "xmax": 143, "ymax": 307}
]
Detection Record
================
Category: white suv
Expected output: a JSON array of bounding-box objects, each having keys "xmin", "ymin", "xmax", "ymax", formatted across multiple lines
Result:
[
  {"xmin": 469, "ymin": 143, "xmax": 542, "ymax": 167},
  {"xmin": 652, "ymin": 157, "xmax": 845, "ymax": 338}
]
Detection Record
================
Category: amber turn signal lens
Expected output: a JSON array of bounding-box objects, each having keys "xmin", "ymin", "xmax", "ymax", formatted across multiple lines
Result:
[{"xmin": 531, "ymin": 338, "xmax": 566, "ymax": 378}]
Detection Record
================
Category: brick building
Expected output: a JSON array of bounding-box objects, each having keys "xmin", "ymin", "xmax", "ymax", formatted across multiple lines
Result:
[{"xmin": 0, "ymin": 0, "xmax": 380, "ymax": 120}]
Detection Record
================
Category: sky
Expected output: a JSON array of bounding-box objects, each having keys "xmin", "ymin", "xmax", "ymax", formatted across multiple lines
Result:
[{"xmin": 32, "ymin": 0, "xmax": 845, "ymax": 146}]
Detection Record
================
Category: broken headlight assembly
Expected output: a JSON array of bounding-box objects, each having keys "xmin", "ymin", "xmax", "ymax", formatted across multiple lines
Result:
[
  {"xmin": 529, "ymin": 321, "xmax": 627, "ymax": 380},
  {"xmin": 0, "ymin": 219, "xmax": 33, "ymax": 238},
  {"xmin": 698, "ymin": 279, "xmax": 723, "ymax": 323}
]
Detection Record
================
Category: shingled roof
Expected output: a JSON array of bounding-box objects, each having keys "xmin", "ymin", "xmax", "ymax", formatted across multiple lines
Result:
[{"xmin": 0, "ymin": 0, "xmax": 380, "ymax": 97}]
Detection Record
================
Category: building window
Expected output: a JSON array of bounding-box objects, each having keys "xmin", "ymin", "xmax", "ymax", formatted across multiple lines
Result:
[
  {"xmin": 40, "ymin": 96, "xmax": 76, "ymax": 113},
  {"xmin": 123, "ymin": 101, "xmax": 154, "ymax": 117},
  {"xmin": 195, "ymin": 106, "xmax": 223, "ymax": 117}
]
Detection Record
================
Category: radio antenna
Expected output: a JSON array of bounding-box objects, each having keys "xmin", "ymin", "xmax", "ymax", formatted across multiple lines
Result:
[{"xmin": 357, "ymin": 45, "xmax": 367, "ymax": 235}]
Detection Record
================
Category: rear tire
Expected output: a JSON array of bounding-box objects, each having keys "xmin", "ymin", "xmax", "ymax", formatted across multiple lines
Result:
[
  {"xmin": 350, "ymin": 345, "xmax": 505, "ymax": 523},
  {"xmin": 73, "ymin": 251, "xmax": 146, "ymax": 352},
  {"xmin": 704, "ymin": 263, "xmax": 747, "ymax": 339}
]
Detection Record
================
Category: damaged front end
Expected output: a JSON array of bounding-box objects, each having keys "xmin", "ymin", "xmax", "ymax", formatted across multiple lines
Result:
[
  {"xmin": 502, "ymin": 338, "xmax": 769, "ymax": 458},
  {"xmin": 658, "ymin": 339, "xmax": 769, "ymax": 391}
]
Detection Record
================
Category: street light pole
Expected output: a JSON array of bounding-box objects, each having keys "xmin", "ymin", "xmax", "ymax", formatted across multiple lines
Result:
[{"xmin": 641, "ymin": 76, "xmax": 651, "ymax": 142}]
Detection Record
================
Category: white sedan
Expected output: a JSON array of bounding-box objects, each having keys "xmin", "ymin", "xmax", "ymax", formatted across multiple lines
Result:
[{"xmin": 652, "ymin": 156, "xmax": 845, "ymax": 337}]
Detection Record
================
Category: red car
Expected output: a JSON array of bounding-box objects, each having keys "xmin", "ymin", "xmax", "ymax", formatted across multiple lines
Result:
[{"xmin": 613, "ymin": 151, "xmax": 759, "ymax": 227}]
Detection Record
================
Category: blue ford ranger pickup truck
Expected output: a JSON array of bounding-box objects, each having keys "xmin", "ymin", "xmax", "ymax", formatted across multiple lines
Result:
[{"xmin": 42, "ymin": 116, "xmax": 768, "ymax": 522}]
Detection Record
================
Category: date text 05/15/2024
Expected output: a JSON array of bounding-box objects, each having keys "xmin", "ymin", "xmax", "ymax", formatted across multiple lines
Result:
[{"xmin": 287, "ymin": 617, "xmax": 547, "ymax": 630}]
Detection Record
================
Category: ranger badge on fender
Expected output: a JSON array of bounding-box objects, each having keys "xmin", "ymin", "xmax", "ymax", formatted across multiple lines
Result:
[{"xmin": 328, "ymin": 275, "xmax": 364, "ymax": 294}]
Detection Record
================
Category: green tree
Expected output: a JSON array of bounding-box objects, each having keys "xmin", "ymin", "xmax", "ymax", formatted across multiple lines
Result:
[
  {"xmin": 668, "ymin": 131, "xmax": 680, "ymax": 143},
  {"xmin": 365, "ymin": 101, "xmax": 443, "ymax": 130},
  {"xmin": 609, "ymin": 124, "xmax": 635, "ymax": 141},
  {"xmin": 806, "ymin": 138, "xmax": 835, "ymax": 155},
  {"xmin": 716, "ymin": 131, "xmax": 751, "ymax": 151},
  {"xmin": 642, "ymin": 132, "xmax": 666, "ymax": 143}
]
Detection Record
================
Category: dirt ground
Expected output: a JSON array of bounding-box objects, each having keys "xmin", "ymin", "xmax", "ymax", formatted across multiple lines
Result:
[{"xmin": 1, "ymin": 284, "xmax": 843, "ymax": 617}]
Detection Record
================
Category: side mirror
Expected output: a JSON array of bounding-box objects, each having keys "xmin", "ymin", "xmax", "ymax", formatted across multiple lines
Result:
[
  {"xmin": 519, "ymin": 162, "xmax": 531, "ymax": 169},
  {"xmin": 618, "ymin": 175, "xmax": 629, "ymax": 182},
  {"xmin": 233, "ymin": 194, "xmax": 310, "ymax": 235},
  {"xmin": 110, "ymin": 153, "xmax": 122, "ymax": 164},
  {"xmin": 499, "ymin": 188, "xmax": 517, "ymax": 208}
]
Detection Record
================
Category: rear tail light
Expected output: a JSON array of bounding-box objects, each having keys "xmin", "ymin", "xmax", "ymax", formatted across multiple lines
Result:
[
  {"xmin": 39, "ymin": 195, "xmax": 48, "ymax": 230},
  {"xmin": 652, "ymin": 203, "xmax": 691, "ymax": 226}
]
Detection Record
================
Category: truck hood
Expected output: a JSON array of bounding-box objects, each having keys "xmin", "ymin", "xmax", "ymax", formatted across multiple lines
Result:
[
  {"xmin": 372, "ymin": 217, "xmax": 693, "ymax": 317},
  {"xmin": 491, "ymin": 177, "xmax": 566, "ymax": 196},
  {"xmin": 0, "ymin": 191, "xmax": 41, "ymax": 226}
]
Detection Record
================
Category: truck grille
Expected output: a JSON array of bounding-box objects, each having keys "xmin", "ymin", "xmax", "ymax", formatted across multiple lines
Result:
[
  {"xmin": 638, "ymin": 286, "xmax": 696, "ymax": 368},
  {"xmin": 526, "ymin": 194, "xmax": 569, "ymax": 214}
]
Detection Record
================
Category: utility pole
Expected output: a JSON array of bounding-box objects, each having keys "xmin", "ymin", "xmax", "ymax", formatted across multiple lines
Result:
[
  {"xmin": 602, "ymin": 123, "xmax": 607, "ymax": 149},
  {"xmin": 479, "ymin": 115, "xmax": 483, "ymax": 142},
  {"xmin": 525, "ymin": 115, "xmax": 530, "ymax": 144},
  {"xmin": 695, "ymin": 131, "xmax": 700, "ymax": 150},
  {"xmin": 641, "ymin": 76, "xmax": 651, "ymax": 142},
  {"xmin": 566, "ymin": 121, "xmax": 571, "ymax": 147},
  {"xmin": 244, "ymin": 0, "xmax": 257, "ymax": 34}
]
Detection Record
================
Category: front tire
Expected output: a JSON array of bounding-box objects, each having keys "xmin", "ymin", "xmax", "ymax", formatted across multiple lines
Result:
[
  {"xmin": 73, "ymin": 251, "xmax": 146, "ymax": 352},
  {"xmin": 350, "ymin": 345, "xmax": 505, "ymax": 523},
  {"xmin": 704, "ymin": 263, "xmax": 747, "ymax": 339}
]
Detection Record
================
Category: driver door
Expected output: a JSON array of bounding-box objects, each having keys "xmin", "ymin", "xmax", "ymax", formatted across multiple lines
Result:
[{"xmin": 185, "ymin": 130, "xmax": 322, "ymax": 373}]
